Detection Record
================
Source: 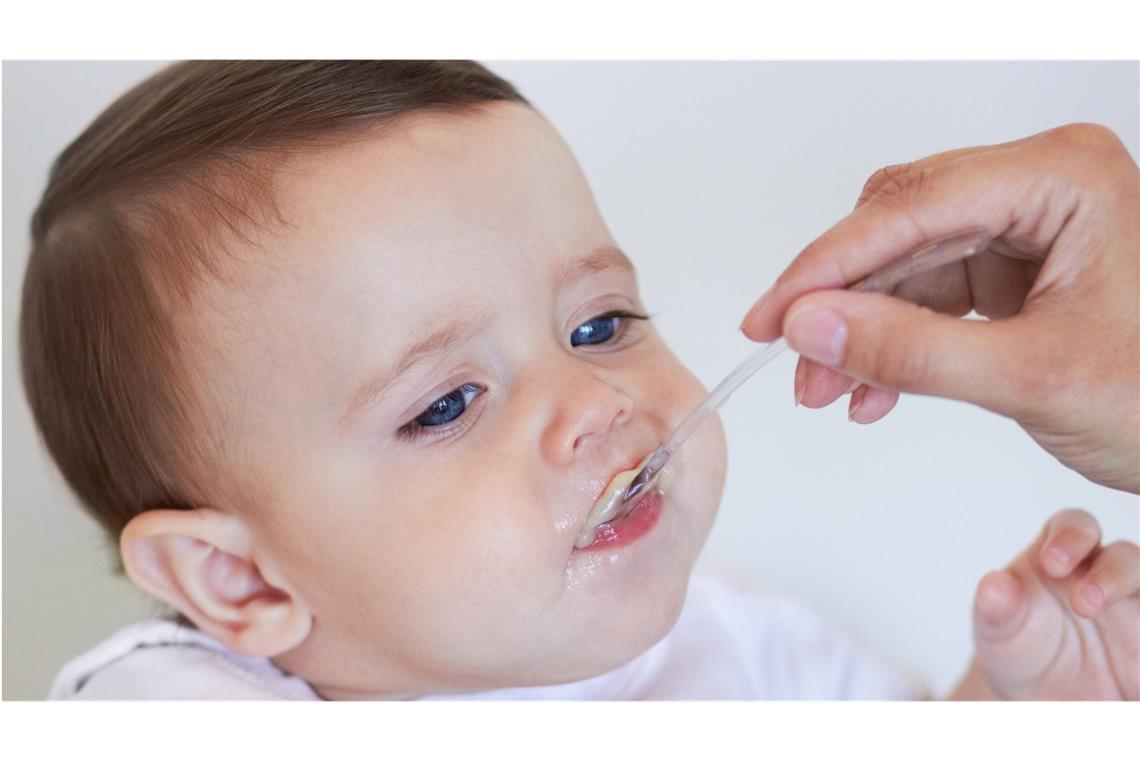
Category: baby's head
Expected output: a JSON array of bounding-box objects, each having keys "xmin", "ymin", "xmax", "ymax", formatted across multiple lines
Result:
[{"xmin": 22, "ymin": 61, "xmax": 727, "ymax": 698}]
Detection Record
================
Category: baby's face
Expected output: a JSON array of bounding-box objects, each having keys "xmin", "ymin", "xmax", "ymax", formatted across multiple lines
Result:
[{"xmin": 192, "ymin": 103, "xmax": 727, "ymax": 697}]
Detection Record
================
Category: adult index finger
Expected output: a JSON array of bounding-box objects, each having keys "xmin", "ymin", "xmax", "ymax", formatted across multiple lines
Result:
[{"xmin": 739, "ymin": 142, "xmax": 1046, "ymax": 343}]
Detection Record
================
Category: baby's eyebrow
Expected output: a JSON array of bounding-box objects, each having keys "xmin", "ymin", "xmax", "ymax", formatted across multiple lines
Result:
[
  {"xmin": 340, "ymin": 310, "xmax": 493, "ymax": 427},
  {"xmin": 555, "ymin": 245, "xmax": 635, "ymax": 289}
]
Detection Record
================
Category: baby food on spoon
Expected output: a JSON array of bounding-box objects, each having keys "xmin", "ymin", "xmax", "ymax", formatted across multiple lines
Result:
[{"xmin": 575, "ymin": 454, "xmax": 676, "ymax": 549}]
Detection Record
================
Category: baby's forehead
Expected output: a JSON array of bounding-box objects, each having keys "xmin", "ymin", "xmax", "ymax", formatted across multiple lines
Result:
[
  {"xmin": 184, "ymin": 101, "xmax": 626, "ymax": 391},
  {"xmin": 273, "ymin": 103, "xmax": 576, "ymax": 222},
  {"xmin": 204, "ymin": 103, "xmax": 605, "ymax": 305}
]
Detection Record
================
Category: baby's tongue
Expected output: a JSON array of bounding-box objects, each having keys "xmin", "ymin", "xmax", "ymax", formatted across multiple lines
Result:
[{"xmin": 574, "ymin": 455, "xmax": 675, "ymax": 549}]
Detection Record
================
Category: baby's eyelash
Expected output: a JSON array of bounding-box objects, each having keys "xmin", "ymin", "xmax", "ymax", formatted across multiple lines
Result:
[{"xmin": 596, "ymin": 309, "xmax": 650, "ymax": 324}]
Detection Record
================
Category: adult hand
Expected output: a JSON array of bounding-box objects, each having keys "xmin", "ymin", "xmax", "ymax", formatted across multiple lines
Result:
[{"xmin": 739, "ymin": 123, "xmax": 1140, "ymax": 494}]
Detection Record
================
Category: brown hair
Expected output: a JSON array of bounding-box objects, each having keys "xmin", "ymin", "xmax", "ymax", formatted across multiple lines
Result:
[{"xmin": 20, "ymin": 61, "xmax": 529, "ymax": 566}]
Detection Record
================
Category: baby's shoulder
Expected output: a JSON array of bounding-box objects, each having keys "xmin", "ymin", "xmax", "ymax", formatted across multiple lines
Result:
[{"xmin": 49, "ymin": 619, "xmax": 317, "ymax": 700}]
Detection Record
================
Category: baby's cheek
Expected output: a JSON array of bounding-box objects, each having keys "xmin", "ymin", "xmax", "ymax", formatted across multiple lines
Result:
[
  {"xmin": 646, "ymin": 346, "xmax": 729, "ymax": 540},
  {"xmin": 429, "ymin": 483, "xmax": 551, "ymax": 582},
  {"xmin": 404, "ymin": 498, "xmax": 562, "ymax": 665},
  {"xmin": 643, "ymin": 341, "xmax": 711, "ymax": 417},
  {"xmin": 648, "ymin": 346, "xmax": 728, "ymax": 463},
  {"xmin": 688, "ymin": 412, "xmax": 728, "ymax": 517}
]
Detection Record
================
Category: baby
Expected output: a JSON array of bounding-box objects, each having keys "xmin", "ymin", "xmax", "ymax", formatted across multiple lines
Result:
[{"xmin": 23, "ymin": 61, "xmax": 1137, "ymax": 700}]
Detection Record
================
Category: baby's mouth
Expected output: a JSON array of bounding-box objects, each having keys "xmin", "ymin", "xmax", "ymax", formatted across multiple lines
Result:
[{"xmin": 573, "ymin": 453, "xmax": 676, "ymax": 549}]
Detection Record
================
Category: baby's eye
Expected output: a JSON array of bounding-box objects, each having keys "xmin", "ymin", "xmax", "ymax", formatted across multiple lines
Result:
[
  {"xmin": 570, "ymin": 310, "xmax": 650, "ymax": 348},
  {"xmin": 411, "ymin": 383, "xmax": 480, "ymax": 427},
  {"xmin": 397, "ymin": 382, "xmax": 483, "ymax": 442}
]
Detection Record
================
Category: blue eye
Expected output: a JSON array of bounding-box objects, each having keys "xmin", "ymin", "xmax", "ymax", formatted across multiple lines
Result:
[
  {"xmin": 571, "ymin": 310, "xmax": 650, "ymax": 347},
  {"xmin": 571, "ymin": 315, "xmax": 619, "ymax": 346},
  {"xmin": 409, "ymin": 383, "xmax": 480, "ymax": 429}
]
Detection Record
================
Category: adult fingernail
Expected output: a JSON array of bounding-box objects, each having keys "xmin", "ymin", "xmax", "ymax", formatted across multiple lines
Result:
[
  {"xmin": 739, "ymin": 287, "xmax": 773, "ymax": 335},
  {"xmin": 793, "ymin": 357, "xmax": 807, "ymax": 406},
  {"xmin": 785, "ymin": 306, "xmax": 847, "ymax": 367},
  {"xmin": 848, "ymin": 387, "xmax": 864, "ymax": 422}
]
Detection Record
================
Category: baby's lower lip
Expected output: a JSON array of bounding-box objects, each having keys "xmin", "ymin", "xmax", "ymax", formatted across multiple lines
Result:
[{"xmin": 573, "ymin": 488, "xmax": 664, "ymax": 552}]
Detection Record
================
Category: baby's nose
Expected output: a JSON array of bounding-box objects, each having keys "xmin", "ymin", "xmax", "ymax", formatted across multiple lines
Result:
[{"xmin": 539, "ymin": 371, "xmax": 634, "ymax": 465}]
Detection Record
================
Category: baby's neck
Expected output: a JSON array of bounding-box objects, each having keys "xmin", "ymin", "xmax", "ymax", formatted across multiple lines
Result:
[{"xmin": 270, "ymin": 651, "xmax": 486, "ymax": 701}]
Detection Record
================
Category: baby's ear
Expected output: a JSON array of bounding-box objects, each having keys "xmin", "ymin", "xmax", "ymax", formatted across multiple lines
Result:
[{"xmin": 119, "ymin": 507, "xmax": 311, "ymax": 657}]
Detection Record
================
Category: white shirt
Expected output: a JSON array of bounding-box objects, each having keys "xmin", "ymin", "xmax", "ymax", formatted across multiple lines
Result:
[{"xmin": 49, "ymin": 574, "xmax": 922, "ymax": 700}]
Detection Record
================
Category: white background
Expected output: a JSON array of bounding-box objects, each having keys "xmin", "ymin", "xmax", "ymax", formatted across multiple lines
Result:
[{"xmin": 3, "ymin": 60, "xmax": 1138, "ymax": 700}]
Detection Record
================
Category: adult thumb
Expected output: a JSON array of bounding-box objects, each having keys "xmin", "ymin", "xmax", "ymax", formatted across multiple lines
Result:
[{"xmin": 781, "ymin": 289, "xmax": 1034, "ymax": 417}]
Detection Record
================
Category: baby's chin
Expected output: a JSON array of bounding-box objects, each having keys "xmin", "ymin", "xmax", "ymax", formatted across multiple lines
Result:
[
  {"xmin": 596, "ymin": 584, "xmax": 692, "ymax": 682},
  {"xmin": 549, "ymin": 561, "xmax": 695, "ymax": 684},
  {"xmin": 493, "ymin": 579, "xmax": 689, "ymax": 691}
]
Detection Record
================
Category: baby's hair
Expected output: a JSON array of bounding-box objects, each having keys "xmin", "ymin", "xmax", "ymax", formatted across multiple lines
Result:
[{"xmin": 20, "ymin": 61, "xmax": 529, "ymax": 570}]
